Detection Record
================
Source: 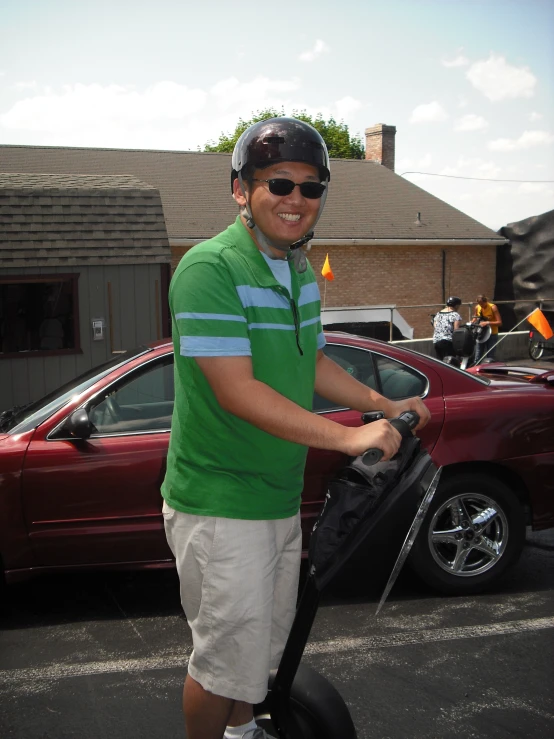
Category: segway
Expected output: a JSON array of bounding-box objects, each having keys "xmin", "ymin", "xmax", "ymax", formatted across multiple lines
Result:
[
  {"xmin": 446, "ymin": 320, "xmax": 492, "ymax": 369},
  {"xmin": 254, "ymin": 411, "xmax": 441, "ymax": 738}
]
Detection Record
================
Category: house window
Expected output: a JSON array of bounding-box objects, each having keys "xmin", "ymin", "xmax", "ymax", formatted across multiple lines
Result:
[{"xmin": 0, "ymin": 275, "xmax": 80, "ymax": 358}]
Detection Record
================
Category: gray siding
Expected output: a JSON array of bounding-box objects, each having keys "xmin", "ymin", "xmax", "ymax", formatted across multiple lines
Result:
[{"xmin": 0, "ymin": 264, "xmax": 167, "ymax": 413}]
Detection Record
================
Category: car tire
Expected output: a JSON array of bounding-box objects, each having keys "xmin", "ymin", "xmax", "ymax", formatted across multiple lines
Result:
[
  {"xmin": 408, "ymin": 474, "xmax": 526, "ymax": 595},
  {"xmin": 529, "ymin": 340, "xmax": 544, "ymax": 360}
]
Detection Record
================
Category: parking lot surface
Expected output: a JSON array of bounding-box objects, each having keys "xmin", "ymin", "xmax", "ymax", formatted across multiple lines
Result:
[{"xmin": 1, "ymin": 527, "xmax": 553, "ymax": 739}]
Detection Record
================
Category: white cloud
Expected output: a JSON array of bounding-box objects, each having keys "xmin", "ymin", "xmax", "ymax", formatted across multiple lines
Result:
[
  {"xmin": 0, "ymin": 78, "xmax": 307, "ymax": 148},
  {"xmin": 488, "ymin": 130, "xmax": 554, "ymax": 151},
  {"xmin": 334, "ymin": 95, "xmax": 361, "ymax": 119},
  {"xmin": 409, "ymin": 101, "xmax": 448, "ymax": 123},
  {"xmin": 518, "ymin": 183, "xmax": 552, "ymax": 195},
  {"xmin": 529, "ymin": 111, "xmax": 543, "ymax": 121},
  {"xmin": 0, "ymin": 82, "xmax": 208, "ymax": 134},
  {"xmin": 440, "ymin": 157, "xmax": 503, "ymax": 179},
  {"xmin": 457, "ymin": 95, "xmax": 469, "ymax": 109},
  {"xmin": 454, "ymin": 114, "xmax": 488, "ymax": 132},
  {"xmin": 299, "ymin": 39, "xmax": 329, "ymax": 63},
  {"xmin": 397, "ymin": 153, "xmax": 433, "ymax": 172},
  {"xmin": 458, "ymin": 184, "xmax": 508, "ymax": 203},
  {"xmin": 210, "ymin": 76, "xmax": 300, "ymax": 110},
  {"xmin": 466, "ymin": 53, "xmax": 537, "ymax": 101},
  {"xmin": 453, "ymin": 182, "xmax": 554, "ymax": 230},
  {"xmin": 442, "ymin": 54, "xmax": 469, "ymax": 68},
  {"xmin": 13, "ymin": 80, "xmax": 38, "ymax": 90}
]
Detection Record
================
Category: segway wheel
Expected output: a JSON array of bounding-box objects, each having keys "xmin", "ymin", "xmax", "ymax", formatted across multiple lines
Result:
[
  {"xmin": 254, "ymin": 663, "xmax": 357, "ymax": 739},
  {"xmin": 529, "ymin": 339, "xmax": 544, "ymax": 360}
]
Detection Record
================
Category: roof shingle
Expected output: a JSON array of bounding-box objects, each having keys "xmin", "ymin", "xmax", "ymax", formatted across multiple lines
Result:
[
  {"xmin": 0, "ymin": 172, "xmax": 171, "ymax": 267},
  {"xmin": 0, "ymin": 144, "xmax": 503, "ymax": 242}
]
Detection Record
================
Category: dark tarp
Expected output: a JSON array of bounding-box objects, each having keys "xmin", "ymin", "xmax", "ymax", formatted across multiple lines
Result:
[{"xmin": 495, "ymin": 209, "xmax": 554, "ymax": 331}]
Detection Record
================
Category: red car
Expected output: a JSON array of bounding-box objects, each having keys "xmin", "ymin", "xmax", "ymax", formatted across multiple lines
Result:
[{"xmin": 1, "ymin": 334, "xmax": 553, "ymax": 596}]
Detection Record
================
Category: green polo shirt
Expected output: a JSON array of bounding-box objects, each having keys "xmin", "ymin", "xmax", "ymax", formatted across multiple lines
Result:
[{"xmin": 161, "ymin": 216, "xmax": 325, "ymax": 520}]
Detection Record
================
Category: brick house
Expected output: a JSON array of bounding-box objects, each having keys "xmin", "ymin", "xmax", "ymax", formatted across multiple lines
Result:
[{"xmin": 0, "ymin": 125, "xmax": 506, "ymax": 340}]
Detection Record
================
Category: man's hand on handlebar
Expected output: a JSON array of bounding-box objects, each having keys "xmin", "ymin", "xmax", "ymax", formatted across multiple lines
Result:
[
  {"xmin": 341, "ymin": 419, "xmax": 403, "ymax": 461},
  {"xmin": 382, "ymin": 397, "xmax": 430, "ymax": 432}
]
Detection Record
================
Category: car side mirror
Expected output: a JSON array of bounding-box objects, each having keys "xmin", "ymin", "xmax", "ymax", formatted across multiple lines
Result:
[{"xmin": 65, "ymin": 408, "xmax": 93, "ymax": 440}]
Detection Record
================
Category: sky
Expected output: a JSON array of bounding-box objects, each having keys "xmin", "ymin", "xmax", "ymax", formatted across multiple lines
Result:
[{"xmin": 0, "ymin": 0, "xmax": 553, "ymax": 232}]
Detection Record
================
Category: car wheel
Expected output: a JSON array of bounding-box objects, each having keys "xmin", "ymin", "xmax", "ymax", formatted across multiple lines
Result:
[
  {"xmin": 408, "ymin": 474, "xmax": 526, "ymax": 595},
  {"xmin": 529, "ymin": 340, "xmax": 544, "ymax": 360}
]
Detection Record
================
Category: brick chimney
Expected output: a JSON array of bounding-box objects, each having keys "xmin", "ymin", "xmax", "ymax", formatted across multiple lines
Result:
[{"xmin": 365, "ymin": 124, "xmax": 396, "ymax": 171}]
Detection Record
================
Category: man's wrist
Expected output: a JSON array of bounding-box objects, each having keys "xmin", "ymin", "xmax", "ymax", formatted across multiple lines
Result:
[{"xmin": 369, "ymin": 396, "xmax": 395, "ymax": 418}]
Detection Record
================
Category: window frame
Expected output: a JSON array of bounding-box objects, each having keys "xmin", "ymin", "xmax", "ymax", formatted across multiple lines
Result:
[
  {"xmin": 0, "ymin": 273, "xmax": 81, "ymax": 360},
  {"xmin": 314, "ymin": 342, "xmax": 429, "ymax": 414}
]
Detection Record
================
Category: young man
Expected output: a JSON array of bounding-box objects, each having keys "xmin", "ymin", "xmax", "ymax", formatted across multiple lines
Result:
[
  {"xmin": 161, "ymin": 117, "xmax": 430, "ymax": 739},
  {"xmin": 473, "ymin": 294, "xmax": 502, "ymax": 362}
]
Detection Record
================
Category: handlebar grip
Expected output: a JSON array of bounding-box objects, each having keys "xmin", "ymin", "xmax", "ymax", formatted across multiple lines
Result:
[
  {"xmin": 361, "ymin": 448, "xmax": 384, "ymax": 465},
  {"xmin": 389, "ymin": 411, "xmax": 419, "ymax": 437},
  {"xmin": 361, "ymin": 411, "xmax": 420, "ymax": 466}
]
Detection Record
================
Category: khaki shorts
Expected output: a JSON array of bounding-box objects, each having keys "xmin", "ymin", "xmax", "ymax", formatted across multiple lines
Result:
[{"xmin": 163, "ymin": 502, "xmax": 302, "ymax": 705}]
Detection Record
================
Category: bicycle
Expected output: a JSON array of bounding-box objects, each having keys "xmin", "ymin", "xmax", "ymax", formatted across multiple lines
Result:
[{"xmin": 528, "ymin": 328, "xmax": 554, "ymax": 360}]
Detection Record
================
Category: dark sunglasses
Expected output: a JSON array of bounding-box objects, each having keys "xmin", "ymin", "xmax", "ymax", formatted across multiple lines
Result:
[{"xmin": 252, "ymin": 178, "xmax": 327, "ymax": 199}]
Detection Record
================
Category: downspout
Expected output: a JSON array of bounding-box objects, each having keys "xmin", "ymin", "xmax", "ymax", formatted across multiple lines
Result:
[{"xmin": 441, "ymin": 250, "xmax": 446, "ymax": 304}]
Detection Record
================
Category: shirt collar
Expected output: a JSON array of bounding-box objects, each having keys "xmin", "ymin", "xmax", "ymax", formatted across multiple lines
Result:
[{"xmin": 228, "ymin": 216, "xmax": 300, "ymax": 299}]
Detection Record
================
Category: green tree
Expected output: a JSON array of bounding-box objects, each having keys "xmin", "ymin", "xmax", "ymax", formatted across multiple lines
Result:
[{"xmin": 204, "ymin": 108, "xmax": 364, "ymax": 159}]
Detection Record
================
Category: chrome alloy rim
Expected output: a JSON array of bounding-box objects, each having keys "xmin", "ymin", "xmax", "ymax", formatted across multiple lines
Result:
[{"xmin": 428, "ymin": 494, "xmax": 509, "ymax": 577}]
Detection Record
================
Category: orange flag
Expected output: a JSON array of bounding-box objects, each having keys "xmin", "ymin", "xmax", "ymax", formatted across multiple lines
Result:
[
  {"xmin": 527, "ymin": 308, "xmax": 553, "ymax": 340},
  {"xmin": 321, "ymin": 253, "xmax": 334, "ymax": 281}
]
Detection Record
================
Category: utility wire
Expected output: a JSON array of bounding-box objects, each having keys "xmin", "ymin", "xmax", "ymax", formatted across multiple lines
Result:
[{"xmin": 399, "ymin": 171, "xmax": 554, "ymax": 183}]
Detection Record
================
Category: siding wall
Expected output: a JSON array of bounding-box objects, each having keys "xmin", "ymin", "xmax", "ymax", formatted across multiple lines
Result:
[{"xmin": 0, "ymin": 263, "xmax": 167, "ymax": 412}]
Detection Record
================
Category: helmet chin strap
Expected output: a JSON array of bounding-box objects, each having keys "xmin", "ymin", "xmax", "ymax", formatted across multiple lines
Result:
[{"xmin": 237, "ymin": 172, "xmax": 328, "ymax": 273}]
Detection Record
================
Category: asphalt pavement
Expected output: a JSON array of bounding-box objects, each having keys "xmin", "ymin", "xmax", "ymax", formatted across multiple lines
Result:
[{"xmin": 1, "ymin": 528, "xmax": 553, "ymax": 739}]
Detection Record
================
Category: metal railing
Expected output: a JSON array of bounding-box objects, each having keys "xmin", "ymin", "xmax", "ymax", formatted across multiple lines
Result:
[{"xmin": 391, "ymin": 299, "xmax": 554, "ymax": 341}]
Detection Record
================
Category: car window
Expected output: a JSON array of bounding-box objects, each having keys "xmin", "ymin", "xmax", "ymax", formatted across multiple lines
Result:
[
  {"xmin": 88, "ymin": 357, "xmax": 174, "ymax": 435},
  {"xmin": 4, "ymin": 348, "xmax": 151, "ymax": 435},
  {"xmin": 313, "ymin": 344, "xmax": 377, "ymax": 412},
  {"xmin": 374, "ymin": 354, "xmax": 427, "ymax": 399}
]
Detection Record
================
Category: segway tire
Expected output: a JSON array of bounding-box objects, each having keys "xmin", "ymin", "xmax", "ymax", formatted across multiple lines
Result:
[
  {"xmin": 254, "ymin": 663, "xmax": 357, "ymax": 739},
  {"xmin": 529, "ymin": 339, "xmax": 544, "ymax": 360}
]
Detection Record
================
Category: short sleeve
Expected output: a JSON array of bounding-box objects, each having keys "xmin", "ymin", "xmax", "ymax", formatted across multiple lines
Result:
[
  {"xmin": 171, "ymin": 260, "xmax": 251, "ymax": 357},
  {"xmin": 317, "ymin": 321, "xmax": 326, "ymax": 350}
]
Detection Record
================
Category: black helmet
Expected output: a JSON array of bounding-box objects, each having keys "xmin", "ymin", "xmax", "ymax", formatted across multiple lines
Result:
[
  {"xmin": 446, "ymin": 296, "xmax": 462, "ymax": 307},
  {"xmin": 231, "ymin": 117, "xmax": 331, "ymax": 191}
]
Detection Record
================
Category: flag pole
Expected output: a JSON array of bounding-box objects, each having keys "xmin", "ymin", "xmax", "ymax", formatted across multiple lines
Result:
[{"xmin": 474, "ymin": 311, "xmax": 538, "ymax": 364}]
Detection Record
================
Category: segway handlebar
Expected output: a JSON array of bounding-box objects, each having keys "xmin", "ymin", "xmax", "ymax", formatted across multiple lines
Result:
[{"xmin": 361, "ymin": 410, "xmax": 420, "ymax": 466}]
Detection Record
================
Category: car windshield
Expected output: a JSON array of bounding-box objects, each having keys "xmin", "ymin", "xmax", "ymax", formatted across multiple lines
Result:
[{"xmin": 1, "ymin": 347, "xmax": 151, "ymax": 434}]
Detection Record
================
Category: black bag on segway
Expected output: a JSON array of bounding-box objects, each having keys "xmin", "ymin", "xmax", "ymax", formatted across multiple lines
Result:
[
  {"xmin": 452, "ymin": 326, "xmax": 475, "ymax": 356},
  {"xmin": 308, "ymin": 435, "xmax": 437, "ymax": 591}
]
